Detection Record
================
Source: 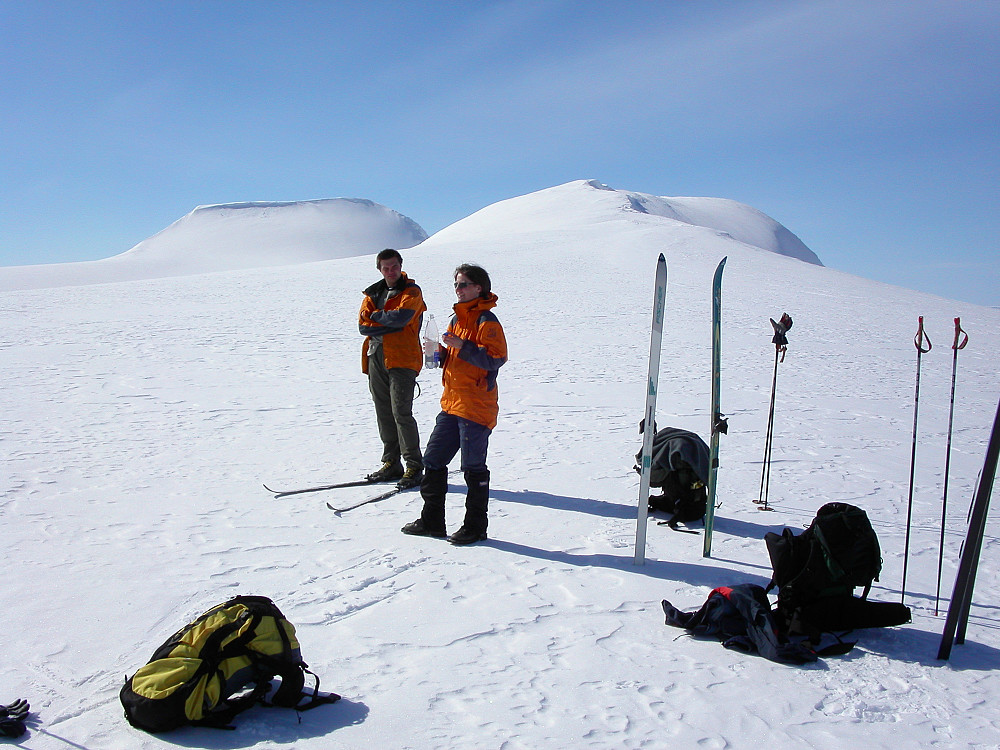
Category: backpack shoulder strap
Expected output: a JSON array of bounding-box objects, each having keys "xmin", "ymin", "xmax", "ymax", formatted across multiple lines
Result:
[
  {"xmin": 261, "ymin": 665, "xmax": 340, "ymax": 711},
  {"xmin": 193, "ymin": 682, "xmax": 270, "ymax": 730}
]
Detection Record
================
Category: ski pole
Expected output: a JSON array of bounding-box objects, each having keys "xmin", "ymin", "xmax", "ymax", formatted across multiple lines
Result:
[
  {"xmin": 934, "ymin": 318, "xmax": 968, "ymax": 615},
  {"xmin": 758, "ymin": 348, "xmax": 779, "ymax": 509},
  {"xmin": 757, "ymin": 313, "xmax": 792, "ymax": 511},
  {"xmin": 901, "ymin": 316, "xmax": 931, "ymax": 604}
]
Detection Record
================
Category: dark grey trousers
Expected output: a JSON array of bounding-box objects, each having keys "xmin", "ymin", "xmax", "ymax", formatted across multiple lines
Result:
[{"xmin": 368, "ymin": 353, "xmax": 422, "ymax": 471}]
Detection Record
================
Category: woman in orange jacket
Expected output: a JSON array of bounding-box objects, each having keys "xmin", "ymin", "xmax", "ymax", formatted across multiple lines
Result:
[{"xmin": 402, "ymin": 264, "xmax": 507, "ymax": 545}]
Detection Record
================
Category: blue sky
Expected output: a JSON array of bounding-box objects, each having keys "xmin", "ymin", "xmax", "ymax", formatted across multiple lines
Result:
[{"xmin": 2, "ymin": 0, "xmax": 998, "ymax": 306}]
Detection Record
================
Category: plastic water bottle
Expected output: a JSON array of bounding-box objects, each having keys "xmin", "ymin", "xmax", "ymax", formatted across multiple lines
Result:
[{"xmin": 423, "ymin": 314, "xmax": 440, "ymax": 369}]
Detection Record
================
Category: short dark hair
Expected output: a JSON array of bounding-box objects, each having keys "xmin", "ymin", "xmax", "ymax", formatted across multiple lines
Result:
[
  {"xmin": 377, "ymin": 248, "xmax": 403, "ymax": 269},
  {"xmin": 454, "ymin": 264, "xmax": 491, "ymax": 298}
]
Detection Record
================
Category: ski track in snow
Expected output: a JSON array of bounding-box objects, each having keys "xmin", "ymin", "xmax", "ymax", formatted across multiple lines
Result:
[{"xmin": 3, "ymin": 188, "xmax": 1000, "ymax": 748}]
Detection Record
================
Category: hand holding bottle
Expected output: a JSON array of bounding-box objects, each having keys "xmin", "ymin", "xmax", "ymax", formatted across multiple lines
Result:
[{"xmin": 442, "ymin": 332, "xmax": 463, "ymax": 349}]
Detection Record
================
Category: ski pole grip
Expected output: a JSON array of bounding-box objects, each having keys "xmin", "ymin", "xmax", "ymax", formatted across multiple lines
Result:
[
  {"xmin": 914, "ymin": 316, "xmax": 931, "ymax": 353},
  {"xmin": 953, "ymin": 317, "xmax": 969, "ymax": 351}
]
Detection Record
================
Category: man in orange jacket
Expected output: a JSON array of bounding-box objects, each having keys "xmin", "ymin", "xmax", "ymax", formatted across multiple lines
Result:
[
  {"xmin": 359, "ymin": 249, "xmax": 426, "ymax": 488},
  {"xmin": 401, "ymin": 263, "xmax": 507, "ymax": 545}
]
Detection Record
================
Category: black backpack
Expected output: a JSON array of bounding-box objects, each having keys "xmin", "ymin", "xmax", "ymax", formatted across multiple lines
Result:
[
  {"xmin": 766, "ymin": 502, "xmax": 881, "ymax": 600},
  {"xmin": 765, "ymin": 503, "xmax": 908, "ymax": 635},
  {"xmin": 121, "ymin": 595, "xmax": 338, "ymax": 733},
  {"xmin": 635, "ymin": 426, "xmax": 710, "ymax": 527},
  {"xmin": 649, "ymin": 466, "xmax": 707, "ymax": 526}
]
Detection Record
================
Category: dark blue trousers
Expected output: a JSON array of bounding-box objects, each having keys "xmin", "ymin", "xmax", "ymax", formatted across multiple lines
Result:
[
  {"xmin": 423, "ymin": 411, "xmax": 491, "ymax": 472},
  {"xmin": 420, "ymin": 411, "xmax": 492, "ymax": 534}
]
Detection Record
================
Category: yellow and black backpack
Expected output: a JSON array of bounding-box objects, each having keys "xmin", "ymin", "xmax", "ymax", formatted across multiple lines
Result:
[{"xmin": 120, "ymin": 595, "xmax": 338, "ymax": 733}]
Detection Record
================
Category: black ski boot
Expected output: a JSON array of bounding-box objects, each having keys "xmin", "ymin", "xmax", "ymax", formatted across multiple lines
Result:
[{"xmin": 401, "ymin": 518, "xmax": 446, "ymax": 538}]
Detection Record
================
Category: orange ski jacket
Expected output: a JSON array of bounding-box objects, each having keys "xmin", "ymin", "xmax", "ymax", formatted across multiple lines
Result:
[
  {"xmin": 359, "ymin": 273, "xmax": 426, "ymax": 373},
  {"xmin": 438, "ymin": 293, "xmax": 507, "ymax": 429}
]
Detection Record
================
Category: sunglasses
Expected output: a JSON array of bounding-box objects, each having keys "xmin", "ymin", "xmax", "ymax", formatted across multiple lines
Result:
[{"xmin": 454, "ymin": 281, "xmax": 477, "ymax": 289}]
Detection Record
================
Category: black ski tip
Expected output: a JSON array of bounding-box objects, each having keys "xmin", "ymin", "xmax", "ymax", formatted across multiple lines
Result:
[{"xmin": 263, "ymin": 482, "xmax": 302, "ymax": 496}]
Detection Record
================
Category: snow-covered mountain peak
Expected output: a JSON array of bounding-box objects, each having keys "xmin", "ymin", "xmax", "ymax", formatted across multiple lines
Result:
[
  {"xmin": 121, "ymin": 197, "xmax": 427, "ymax": 265},
  {"xmin": 433, "ymin": 180, "xmax": 821, "ymax": 265},
  {"xmin": 0, "ymin": 197, "xmax": 427, "ymax": 291}
]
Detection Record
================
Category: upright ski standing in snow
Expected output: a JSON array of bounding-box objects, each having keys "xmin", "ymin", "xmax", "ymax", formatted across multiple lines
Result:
[
  {"xmin": 634, "ymin": 254, "xmax": 667, "ymax": 566},
  {"xmin": 938, "ymin": 394, "xmax": 999, "ymax": 660},
  {"xmin": 703, "ymin": 257, "xmax": 727, "ymax": 558}
]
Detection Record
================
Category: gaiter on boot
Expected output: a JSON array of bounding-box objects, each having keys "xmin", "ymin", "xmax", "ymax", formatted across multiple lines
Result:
[
  {"xmin": 419, "ymin": 467, "xmax": 448, "ymax": 532},
  {"xmin": 463, "ymin": 469, "xmax": 490, "ymax": 535}
]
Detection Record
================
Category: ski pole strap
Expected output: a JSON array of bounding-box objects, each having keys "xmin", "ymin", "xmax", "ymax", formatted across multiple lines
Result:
[
  {"xmin": 770, "ymin": 313, "xmax": 792, "ymax": 363},
  {"xmin": 953, "ymin": 317, "xmax": 969, "ymax": 351},
  {"xmin": 914, "ymin": 316, "xmax": 931, "ymax": 353}
]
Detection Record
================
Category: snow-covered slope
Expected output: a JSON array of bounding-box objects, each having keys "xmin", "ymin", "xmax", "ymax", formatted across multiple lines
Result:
[
  {"xmin": 3, "ymin": 181, "xmax": 999, "ymax": 748},
  {"xmin": 0, "ymin": 198, "xmax": 427, "ymax": 291}
]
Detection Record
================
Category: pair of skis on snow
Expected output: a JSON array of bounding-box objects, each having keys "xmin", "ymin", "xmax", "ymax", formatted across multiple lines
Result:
[
  {"xmin": 634, "ymin": 254, "xmax": 727, "ymax": 565},
  {"xmin": 262, "ymin": 479, "xmax": 416, "ymax": 514}
]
